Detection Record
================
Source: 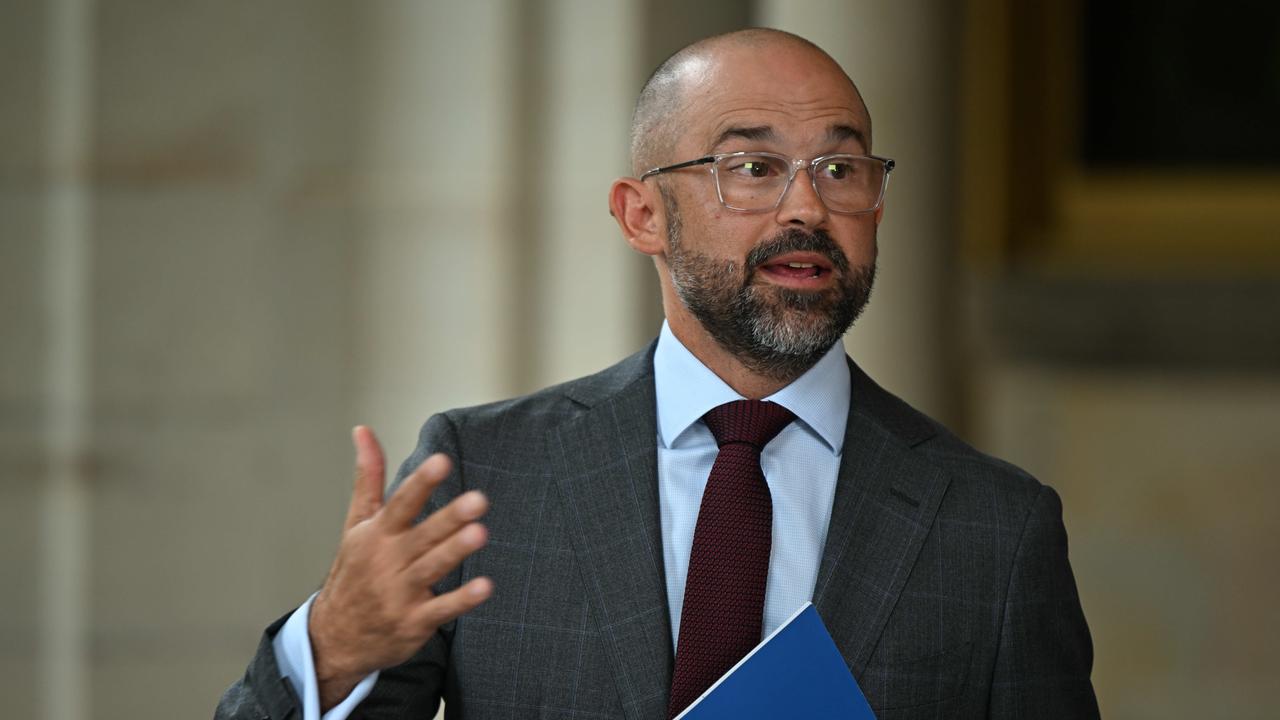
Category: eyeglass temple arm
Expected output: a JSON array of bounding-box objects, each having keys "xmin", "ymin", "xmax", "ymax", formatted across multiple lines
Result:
[{"xmin": 640, "ymin": 156, "xmax": 715, "ymax": 180}]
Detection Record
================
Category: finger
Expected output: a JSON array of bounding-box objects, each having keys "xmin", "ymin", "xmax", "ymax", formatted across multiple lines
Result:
[
  {"xmin": 407, "ymin": 521, "xmax": 487, "ymax": 588},
  {"xmin": 345, "ymin": 425, "xmax": 386, "ymax": 530},
  {"xmin": 380, "ymin": 453, "xmax": 453, "ymax": 530},
  {"xmin": 407, "ymin": 489, "xmax": 488, "ymax": 553},
  {"xmin": 408, "ymin": 576, "xmax": 493, "ymax": 631}
]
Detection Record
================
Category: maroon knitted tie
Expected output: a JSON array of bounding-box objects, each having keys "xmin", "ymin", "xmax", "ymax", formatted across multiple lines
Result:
[{"xmin": 667, "ymin": 399, "xmax": 796, "ymax": 718}]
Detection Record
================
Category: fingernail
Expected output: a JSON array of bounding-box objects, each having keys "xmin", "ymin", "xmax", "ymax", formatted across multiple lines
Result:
[
  {"xmin": 469, "ymin": 579, "xmax": 489, "ymax": 598},
  {"xmin": 461, "ymin": 491, "xmax": 486, "ymax": 515}
]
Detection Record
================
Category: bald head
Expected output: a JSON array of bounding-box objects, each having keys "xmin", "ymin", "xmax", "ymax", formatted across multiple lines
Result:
[{"xmin": 629, "ymin": 28, "xmax": 871, "ymax": 175}]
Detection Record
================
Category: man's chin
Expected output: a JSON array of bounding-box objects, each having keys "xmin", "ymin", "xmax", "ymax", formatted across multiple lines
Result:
[
  {"xmin": 745, "ymin": 303, "xmax": 845, "ymax": 351},
  {"xmin": 753, "ymin": 283, "xmax": 842, "ymax": 314},
  {"xmin": 760, "ymin": 318, "xmax": 842, "ymax": 351}
]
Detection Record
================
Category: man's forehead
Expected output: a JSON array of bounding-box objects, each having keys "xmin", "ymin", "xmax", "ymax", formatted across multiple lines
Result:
[
  {"xmin": 688, "ymin": 95, "xmax": 871, "ymax": 155},
  {"xmin": 674, "ymin": 46, "xmax": 870, "ymax": 151},
  {"xmin": 702, "ymin": 114, "xmax": 869, "ymax": 153}
]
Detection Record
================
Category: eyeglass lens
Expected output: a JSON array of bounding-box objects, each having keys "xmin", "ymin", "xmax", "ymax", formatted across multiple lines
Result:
[{"xmin": 714, "ymin": 154, "xmax": 887, "ymax": 213}]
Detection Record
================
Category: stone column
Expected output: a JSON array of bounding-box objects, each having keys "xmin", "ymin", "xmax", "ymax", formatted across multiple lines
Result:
[
  {"xmin": 529, "ymin": 0, "xmax": 650, "ymax": 388},
  {"xmin": 757, "ymin": 0, "xmax": 957, "ymax": 421},
  {"xmin": 351, "ymin": 0, "xmax": 649, "ymax": 466},
  {"xmin": 71, "ymin": 2, "xmax": 366, "ymax": 715},
  {"xmin": 36, "ymin": 1, "xmax": 94, "ymax": 718},
  {"xmin": 351, "ymin": 0, "xmax": 525, "ymax": 466}
]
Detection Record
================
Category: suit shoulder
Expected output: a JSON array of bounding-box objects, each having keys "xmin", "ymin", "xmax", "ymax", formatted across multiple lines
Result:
[
  {"xmin": 438, "ymin": 343, "xmax": 655, "ymax": 439},
  {"xmin": 439, "ymin": 381, "xmax": 582, "ymax": 437},
  {"xmin": 918, "ymin": 419, "xmax": 1045, "ymax": 502},
  {"xmin": 899, "ymin": 407, "xmax": 1054, "ymax": 542},
  {"xmin": 856, "ymin": 366, "xmax": 1046, "ymax": 510},
  {"xmin": 396, "ymin": 347, "xmax": 653, "ymax": 483},
  {"xmin": 852, "ymin": 359, "xmax": 1045, "ymax": 503}
]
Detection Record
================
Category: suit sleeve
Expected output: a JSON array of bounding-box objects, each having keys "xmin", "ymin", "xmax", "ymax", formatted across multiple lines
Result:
[
  {"xmin": 214, "ymin": 414, "xmax": 464, "ymax": 720},
  {"xmin": 214, "ymin": 612, "xmax": 306, "ymax": 720},
  {"xmin": 988, "ymin": 485, "xmax": 1100, "ymax": 718}
]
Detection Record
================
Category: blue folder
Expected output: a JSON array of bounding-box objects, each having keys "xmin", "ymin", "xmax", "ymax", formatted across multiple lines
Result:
[{"xmin": 675, "ymin": 602, "xmax": 876, "ymax": 719}]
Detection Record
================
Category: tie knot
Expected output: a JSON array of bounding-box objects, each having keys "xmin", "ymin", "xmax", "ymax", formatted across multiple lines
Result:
[{"xmin": 703, "ymin": 400, "xmax": 796, "ymax": 449}]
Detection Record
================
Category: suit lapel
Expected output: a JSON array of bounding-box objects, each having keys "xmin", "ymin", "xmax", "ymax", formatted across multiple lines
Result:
[
  {"xmin": 547, "ymin": 348, "xmax": 673, "ymax": 720},
  {"xmin": 814, "ymin": 359, "xmax": 951, "ymax": 679}
]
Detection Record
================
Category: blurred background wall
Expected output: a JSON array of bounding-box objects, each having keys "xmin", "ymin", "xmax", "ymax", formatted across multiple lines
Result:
[{"xmin": 2, "ymin": 0, "xmax": 1276, "ymax": 718}]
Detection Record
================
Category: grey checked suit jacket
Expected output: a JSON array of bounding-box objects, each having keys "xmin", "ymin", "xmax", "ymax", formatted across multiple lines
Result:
[{"xmin": 217, "ymin": 344, "xmax": 1099, "ymax": 719}]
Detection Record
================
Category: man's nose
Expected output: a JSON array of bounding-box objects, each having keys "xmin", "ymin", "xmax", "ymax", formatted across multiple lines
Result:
[{"xmin": 774, "ymin": 167, "xmax": 830, "ymax": 227}]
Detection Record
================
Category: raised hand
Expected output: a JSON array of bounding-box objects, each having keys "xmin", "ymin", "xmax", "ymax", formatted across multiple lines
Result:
[{"xmin": 307, "ymin": 426, "xmax": 492, "ymax": 710}]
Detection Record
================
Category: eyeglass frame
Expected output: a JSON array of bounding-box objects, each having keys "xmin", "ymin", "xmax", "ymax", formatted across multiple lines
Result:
[{"xmin": 639, "ymin": 151, "xmax": 896, "ymax": 215}]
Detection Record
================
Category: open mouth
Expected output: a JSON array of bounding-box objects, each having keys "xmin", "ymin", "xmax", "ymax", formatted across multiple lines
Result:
[{"xmin": 756, "ymin": 252, "xmax": 834, "ymax": 283}]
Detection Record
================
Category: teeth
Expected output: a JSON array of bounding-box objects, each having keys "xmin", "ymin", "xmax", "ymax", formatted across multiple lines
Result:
[{"xmin": 786, "ymin": 262, "xmax": 816, "ymax": 268}]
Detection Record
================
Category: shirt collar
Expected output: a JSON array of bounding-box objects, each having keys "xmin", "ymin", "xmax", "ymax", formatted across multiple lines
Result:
[{"xmin": 653, "ymin": 320, "xmax": 850, "ymax": 453}]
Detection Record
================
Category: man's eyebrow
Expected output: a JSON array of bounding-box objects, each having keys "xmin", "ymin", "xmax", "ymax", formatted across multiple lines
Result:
[
  {"xmin": 709, "ymin": 125, "xmax": 778, "ymax": 151},
  {"xmin": 828, "ymin": 124, "xmax": 868, "ymax": 149}
]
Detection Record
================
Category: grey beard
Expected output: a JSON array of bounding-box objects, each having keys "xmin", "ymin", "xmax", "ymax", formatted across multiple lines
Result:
[{"xmin": 663, "ymin": 187, "xmax": 876, "ymax": 383}]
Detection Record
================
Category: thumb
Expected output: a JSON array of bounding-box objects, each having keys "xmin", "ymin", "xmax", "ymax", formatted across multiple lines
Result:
[{"xmin": 345, "ymin": 425, "xmax": 386, "ymax": 530}]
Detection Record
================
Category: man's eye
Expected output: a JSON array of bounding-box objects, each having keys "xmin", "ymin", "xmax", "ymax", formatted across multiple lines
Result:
[
  {"xmin": 726, "ymin": 158, "xmax": 777, "ymax": 178},
  {"xmin": 820, "ymin": 162, "xmax": 853, "ymax": 180}
]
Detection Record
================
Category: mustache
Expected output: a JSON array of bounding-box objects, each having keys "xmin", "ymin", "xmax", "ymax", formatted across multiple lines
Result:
[{"xmin": 745, "ymin": 228, "xmax": 851, "ymax": 275}]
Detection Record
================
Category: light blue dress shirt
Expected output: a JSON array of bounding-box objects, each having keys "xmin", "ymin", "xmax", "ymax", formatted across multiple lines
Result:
[
  {"xmin": 653, "ymin": 321, "xmax": 848, "ymax": 645},
  {"xmin": 275, "ymin": 321, "xmax": 849, "ymax": 719}
]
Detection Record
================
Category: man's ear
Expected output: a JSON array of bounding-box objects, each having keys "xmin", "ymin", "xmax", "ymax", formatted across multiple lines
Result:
[{"xmin": 609, "ymin": 177, "xmax": 665, "ymax": 257}]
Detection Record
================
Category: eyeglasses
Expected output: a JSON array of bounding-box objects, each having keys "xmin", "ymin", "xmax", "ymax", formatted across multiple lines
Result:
[{"xmin": 641, "ymin": 152, "xmax": 895, "ymax": 215}]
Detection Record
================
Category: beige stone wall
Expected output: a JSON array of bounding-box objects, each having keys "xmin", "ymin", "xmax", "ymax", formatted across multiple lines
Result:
[{"xmin": 4, "ymin": 1, "xmax": 652, "ymax": 717}]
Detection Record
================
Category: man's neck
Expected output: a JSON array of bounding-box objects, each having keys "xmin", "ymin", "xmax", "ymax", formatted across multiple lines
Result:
[{"xmin": 664, "ymin": 312, "xmax": 812, "ymax": 400}]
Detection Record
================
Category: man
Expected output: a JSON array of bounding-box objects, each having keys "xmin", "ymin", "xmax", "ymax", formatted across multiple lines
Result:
[{"xmin": 218, "ymin": 28, "xmax": 1098, "ymax": 719}]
